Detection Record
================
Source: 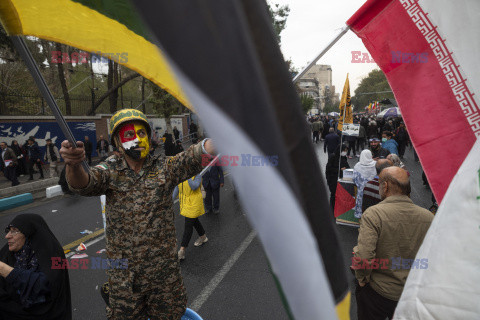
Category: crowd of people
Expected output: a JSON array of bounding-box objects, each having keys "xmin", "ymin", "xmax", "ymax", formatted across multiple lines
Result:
[{"xmin": 310, "ymin": 112, "xmax": 436, "ymax": 320}]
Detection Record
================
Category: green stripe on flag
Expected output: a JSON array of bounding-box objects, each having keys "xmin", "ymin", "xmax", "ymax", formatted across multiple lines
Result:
[{"xmin": 72, "ymin": 0, "xmax": 151, "ymax": 40}]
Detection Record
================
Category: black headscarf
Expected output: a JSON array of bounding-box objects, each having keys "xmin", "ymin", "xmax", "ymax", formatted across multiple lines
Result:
[{"xmin": 0, "ymin": 214, "xmax": 71, "ymax": 320}]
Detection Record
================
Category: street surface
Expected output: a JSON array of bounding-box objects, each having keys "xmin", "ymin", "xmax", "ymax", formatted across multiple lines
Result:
[{"xmin": 0, "ymin": 142, "xmax": 433, "ymax": 319}]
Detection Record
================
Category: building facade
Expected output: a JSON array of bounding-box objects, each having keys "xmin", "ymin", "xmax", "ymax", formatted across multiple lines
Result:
[{"xmin": 300, "ymin": 64, "xmax": 336, "ymax": 110}]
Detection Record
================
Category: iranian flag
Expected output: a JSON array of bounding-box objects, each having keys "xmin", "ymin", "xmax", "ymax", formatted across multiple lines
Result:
[{"xmin": 347, "ymin": 0, "xmax": 480, "ymax": 318}]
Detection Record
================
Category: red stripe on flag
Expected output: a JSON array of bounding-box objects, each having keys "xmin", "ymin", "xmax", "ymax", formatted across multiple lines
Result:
[
  {"xmin": 347, "ymin": 0, "xmax": 478, "ymax": 203},
  {"xmin": 334, "ymin": 182, "xmax": 356, "ymax": 218}
]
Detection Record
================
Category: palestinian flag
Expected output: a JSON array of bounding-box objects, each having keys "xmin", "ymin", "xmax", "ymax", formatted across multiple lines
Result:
[
  {"xmin": 334, "ymin": 181, "xmax": 358, "ymax": 227},
  {"xmin": 0, "ymin": 0, "xmax": 351, "ymax": 318},
  {"xmin": 347, "ymin": 0, "xmax": 480, "ymax": 318},
  {"xmin": 0, "ymin": 0, "xmax": 189, "ymax": 108},
  {"xmin": 132, "ymin": 1, "xmax": 350, "ymax": 318}
]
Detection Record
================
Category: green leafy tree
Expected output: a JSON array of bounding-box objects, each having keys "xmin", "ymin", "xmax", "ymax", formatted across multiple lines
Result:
[
  {"xmin": 267, "ymin": 3, "xmax": 290, "ymax": 45},
  {"xmin": 300, "ymin": 94, "xmax": 314, "ymax": 114},
  {"xmin": 352, "ymin": 69, "xmax": 394, "ymax": 112}
]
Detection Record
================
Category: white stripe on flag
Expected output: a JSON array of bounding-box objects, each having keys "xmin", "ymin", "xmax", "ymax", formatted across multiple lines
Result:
[
  {"xmin": 167, "ymin": 58, "xmax": 338, "ymax": 319},
  {"xmin": 394, "ymin": 139, "xmax": 480, "ymax": 319}
]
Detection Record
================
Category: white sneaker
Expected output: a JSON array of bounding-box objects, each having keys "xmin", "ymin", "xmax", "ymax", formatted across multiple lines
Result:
[
  {"xmin": 194, "ymin": 236, "xmax": 208, "ymax": 247},
  {"xmin": 178, "ymin": 249, "xmax": 185, "ymax": 260}
]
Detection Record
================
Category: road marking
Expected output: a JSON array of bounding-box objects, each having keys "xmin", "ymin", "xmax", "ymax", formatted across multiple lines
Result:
[
  {"xmin": 65, "ymin": 234, "xmax": 106, "ymax": 258},
  {"xmin": 62, "ymin": 228, "xmax": 104, "ymax": 252},
  {"xmin": 190, "ymin": 230, "xmax": 256, "ymax": 311}
]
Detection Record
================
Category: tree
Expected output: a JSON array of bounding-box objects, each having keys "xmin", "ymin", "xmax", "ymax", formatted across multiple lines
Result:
[
  {"xmin": 267, "ymin": 3, "xmax": 290, "ymax": 45},
  {"xmin": 351, "ymin": 69, "xmax": 394, "ymax": 112},
  {"xmin": 55, "ymin": 43, "xmax": 72, "ymax": 115},
  {"xmin": 300, "ymin": 94, "xmax": 314, "ymax": 114},
  {"xmin": 87, "ymin": 72, "xmax": 140, "ymax": 115},
  {"xmin": 149, "ymin": 81, "xmax": 184, "ymax": 128}
]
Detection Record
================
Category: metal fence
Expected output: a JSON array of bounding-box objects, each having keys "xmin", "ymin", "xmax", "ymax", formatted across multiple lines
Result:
[{"xmin": 0, "ymin": 92, "xmax": 156, "ymax": 116}]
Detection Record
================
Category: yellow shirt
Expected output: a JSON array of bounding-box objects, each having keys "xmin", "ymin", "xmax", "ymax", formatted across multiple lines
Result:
[{"xmin": 178, "ymin": 176, "xmax": 205, "ymax": 218}]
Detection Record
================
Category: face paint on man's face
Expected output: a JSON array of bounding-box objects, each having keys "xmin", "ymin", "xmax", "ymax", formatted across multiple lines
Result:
[
  {"xmin": 134, "ymin": 123, "xmax": 150, "ymax": 158},
  {"xmin": 118, "ymin": 123, "xmax": 150, "ymax": 159}
]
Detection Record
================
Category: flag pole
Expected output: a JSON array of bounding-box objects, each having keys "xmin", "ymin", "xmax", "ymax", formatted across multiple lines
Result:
[
  {"xmin": 337, "ymin": 102, "xmax": 347, "ymax": 179},
  {"xmin": 293, "ymin": 25, "xmax": 350, "ymax": 83},
  {"xmin": 10, "ymin": 36, "xmax": 89, "ymax": 173}
]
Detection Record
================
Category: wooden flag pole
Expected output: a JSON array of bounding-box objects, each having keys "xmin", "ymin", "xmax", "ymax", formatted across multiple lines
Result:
[{"xmin": 10, "ymin": 36, "xmax": 90, "ymax": 173}]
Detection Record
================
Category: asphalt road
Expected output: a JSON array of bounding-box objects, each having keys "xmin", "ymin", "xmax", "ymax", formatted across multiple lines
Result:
[{"xmin": 0, "ymin": 142, "xmax": 433, "ymax": 320}]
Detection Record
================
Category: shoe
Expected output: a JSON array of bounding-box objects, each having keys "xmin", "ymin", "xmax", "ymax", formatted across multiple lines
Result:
[
  {"xmin": 205, "ymin": 209, "xmax": 213, "ymax": 214},
  {"xmin": 213, "ymin": 209, "xmax": 220, "ymax": 214},
  {"xmin": 12, "ymin": 182, "xmax": 20, "ymax": 186},
  {"xmin": 178, "ymin": 249, "xmax": 185, "ymax": 260},
  {"xmin": 194, "ymin": 236, "xmax": 208, "ymax": 247}
]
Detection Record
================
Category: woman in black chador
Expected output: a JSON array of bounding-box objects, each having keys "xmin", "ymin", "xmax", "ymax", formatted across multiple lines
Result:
[{"xmin": 0, "ymin": 214, "xmax": 71, "ymax": 320}]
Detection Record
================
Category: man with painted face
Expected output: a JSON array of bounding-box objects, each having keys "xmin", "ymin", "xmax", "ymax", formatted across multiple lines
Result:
[{"xmin": 59, "ymin": 109, "xmax": 216, "ymax": 320}]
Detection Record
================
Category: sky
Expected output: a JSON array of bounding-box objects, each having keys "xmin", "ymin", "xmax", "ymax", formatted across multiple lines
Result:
[{"xmin": 271, "ymin": 0, "xmax": 379, "ymax": 93}]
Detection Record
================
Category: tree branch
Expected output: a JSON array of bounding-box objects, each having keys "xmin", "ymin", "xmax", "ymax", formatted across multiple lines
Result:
[{"xmin": 87, "ymin": 73, "xmax": 140, "ymax": 115}]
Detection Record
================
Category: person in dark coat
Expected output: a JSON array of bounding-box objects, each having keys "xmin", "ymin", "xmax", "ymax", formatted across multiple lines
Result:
[
  {"xmin": 25, "ymin": 138, "xmax": 44, "ymax": 180},
  {"xmin": 394, "ymin": 122, "xmax": 409, "ymax": 158},
  {"xmin": 202, "ymin": 164, "xmax": 224, "ymax": 214},
  {"xmin": 83, "ymin": 136, "xmax": 93, "ymax": 165},
  {"xmin": 325, "ymin": 144, "xmax": 350, "ymax": 210},
  {"xmin": 189, "ymin": 122, "xmax": 198, "ymax": 144},
  {"xmin": 0, "ymin": 214, "xmax": 72, "ymax": 319},
  {"xmin": 322, "ymin": 119, "xmax": 330, "ymax": 141},
  {"xmin": 1, "ymin": 142, "xmax": 20, "ymax": 186},
  {"xmin": 10, "ymin": 140, "xmax": 26, "ymax": 176},
  {"xmin": 163, "ymin": 131, "xmax": 175, "ymax": 156},
  {"xmin": 345, "ymin": 134, "xmax": 357, "ymax": 159},
  {"xmin": 324, "ymin": 128, "xmax": 341, "ymax": 156},
  {"xmin": 173, "ymin": 126, "xmax": 180, "ymax": 141},
  {"xmin": 173, "ymin": 140, "xmax": 184, "ymax": 155},
  {"xmin": 96, "ymin": 135, "xmax": 109, "ymax": 158}
]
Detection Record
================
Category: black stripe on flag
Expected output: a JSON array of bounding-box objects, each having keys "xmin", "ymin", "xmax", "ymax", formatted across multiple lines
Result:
[{"xmin": 133, "ymin": 0, "xmax": 349, "ymax": 317}]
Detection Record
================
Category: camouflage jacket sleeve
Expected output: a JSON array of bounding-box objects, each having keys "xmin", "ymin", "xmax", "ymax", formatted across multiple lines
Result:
[
  {"xmin": 67, "ymin": 159, "xmax": 112, "ymax": 196},
  {"xmin": 164, "ymin": 142, "xmax": 204, "ymax": 188}
]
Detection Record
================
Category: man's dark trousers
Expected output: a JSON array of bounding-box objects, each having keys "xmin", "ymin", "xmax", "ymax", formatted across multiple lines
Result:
[
  {"xmin": 202, "ymin": 165, "xmax": 224, "ymax": 212},
  {"xmin": 3, "ymin": 166, "xmax": 19, "ymax": 186},
  {"xmin": 28, "ymin": 160, "xmax": 44, "ymax": 179},
  {"xmin": 355, "ymin": 282, "xmax": 398, "ymax": 320},
  {"xmin": 204, "ymin": 186, "xmax": 220, "ymax": 212}
]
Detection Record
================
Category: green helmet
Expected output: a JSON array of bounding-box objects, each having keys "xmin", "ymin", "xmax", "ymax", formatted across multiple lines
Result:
[{"xmin": 109, "ymin": 109, "xmax": 151, "ymax": 146}]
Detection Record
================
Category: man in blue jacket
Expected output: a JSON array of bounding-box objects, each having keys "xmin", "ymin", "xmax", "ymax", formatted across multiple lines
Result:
[
  {"xmin": 202, "ymin": 164, "xmax": 224, "ymax": 214},
  {"xmin": 25, "ymin": 138, "xmax": 44, "ymax": 180},
  {"xmin": 381, "ymin": 131, "xmax": 399, "ymax": 155},
  {"xmin": 324, "ymin": 128, "xmax": 341, "ymax": 156}
]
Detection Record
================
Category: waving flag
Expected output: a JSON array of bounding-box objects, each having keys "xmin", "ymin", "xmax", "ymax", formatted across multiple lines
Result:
[
  {"xmin": 0, "ymin": 0, "xmax": 190, "ymax": 108},
  {"xmin": 347, "ymin": 0, "xmax": 480, "ymax": 318},
  {"xmin": 337, "ymin": 75, "xmax": 352, "ymax": 131},
  {"xmin": 132, "ymin": 2, "xmax": 351, "ymax": 318},
  {"xmin": 1, "ymin": 0, "xmax": 352, "ymax": 319}
]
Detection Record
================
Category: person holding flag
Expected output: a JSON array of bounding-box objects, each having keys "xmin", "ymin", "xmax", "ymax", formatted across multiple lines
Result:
[{"xmin": 60, "ymin": 109, "xmax": 216, "ymax": 319}]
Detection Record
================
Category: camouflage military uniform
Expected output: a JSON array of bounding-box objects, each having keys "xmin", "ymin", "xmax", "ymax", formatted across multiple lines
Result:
[{"xmin": 69, "ymin": 143, "xmax": 204, "ymax": 320}]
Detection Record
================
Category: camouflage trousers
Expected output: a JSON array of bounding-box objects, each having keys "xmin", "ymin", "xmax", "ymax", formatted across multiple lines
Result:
[{"xmin": 106, "ymin": 267, "xmax": 187, "ymax": 320}]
